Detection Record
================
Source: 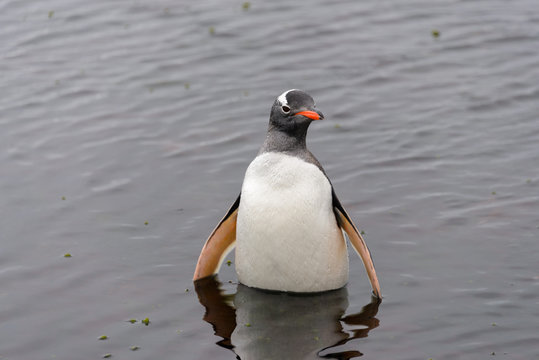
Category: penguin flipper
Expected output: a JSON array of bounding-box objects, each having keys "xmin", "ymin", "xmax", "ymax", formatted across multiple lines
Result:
[
  {"xmin": 193, "ymin": 195, "xmax": 240, "ymax": 281},
  {"xmin": 333, "ymin": 191, "xmax": 382, "ymax": 299}
]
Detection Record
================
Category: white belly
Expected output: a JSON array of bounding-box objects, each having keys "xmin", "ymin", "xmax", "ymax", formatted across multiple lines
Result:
[{"xmin": 236, "ymin": 152, "xmax": 349, "ymax": 292}]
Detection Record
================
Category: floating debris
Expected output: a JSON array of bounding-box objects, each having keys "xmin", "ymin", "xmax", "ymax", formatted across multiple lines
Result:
[
  {"xmin": 61, "ymin": 196, "xmax": 66, "ymax": 200},
  {"xmin": 142, "ymin": 317, "xmax": 150, "ymax": 326},
  {"xmin": 128, "ymin": 319, "xmax": 137, "ymax": 324},
  {"xmin": 64, "ymin": 253, "xmax": 72, "ymax": 258},
  {"xmin": 144, "ymin": 221, "xmax": 149, "ymax": 226},
  {"xmin": 242, "ymin": 2, "xmax": 251, "ymax": 11},
  {"xmin": 244, "ymin": 323, "xmax": 251, "ymax": 327},
  {"xmin": 48, "ymin": 11, "xmax": 54, "ymax": 19},
  {"xmin": 334, "ymin": 124, "xmax": 341, "ymax": 129},
  {"xmin": 130, "ymin": 346, "xmax": 140, "ymax": 351},
  {"xmin": 360, "ymin": 230, "xmax": 366, "ymax": 235},
  {"xmin": 431, "ymin": 29, "xmax": 440, "ymax": 38},
  {"xmin": 103, "ymin": 354, "xmax": 112, "ymax": 359},
  {"xmin": 226, "ymin": 260, "xmax": 232, "ymax": 266},
  {"xmin": 491, "ymin": 191, "xmax": 496, "ymax": 195},
  {"xmin": 98, "ymin": 335, "xmax": 108, "ymax": 340},
  {"xmin": 184, "ymin": 82, "xmax": 190, "ymax": 90},
  {"xmin": 209, "ymin": 26, "xmax": 215, "ymax": 35},
  {"xmin": 185, "ymin": 288, "xmax": 189, "ymax": 293}
]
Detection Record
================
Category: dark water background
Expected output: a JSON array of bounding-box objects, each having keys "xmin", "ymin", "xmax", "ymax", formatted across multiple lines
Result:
[{"xmin": 1, "ymin": 0, "xmax": 538, "ymax": 359}]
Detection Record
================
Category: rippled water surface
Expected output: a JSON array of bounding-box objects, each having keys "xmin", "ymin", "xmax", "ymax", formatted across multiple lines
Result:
[{"xmin": 1, "ymin": 0, "xmax": 538, "ymax": 359}]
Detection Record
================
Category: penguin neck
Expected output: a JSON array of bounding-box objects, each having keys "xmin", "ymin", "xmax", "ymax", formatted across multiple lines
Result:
[
  {"xmin": 259, "ymin": 123, "xmax": 326, "ymax": 174},
  {"xmin": 260, "ymin": 124, "xmax": 309, "ymax": 155}
]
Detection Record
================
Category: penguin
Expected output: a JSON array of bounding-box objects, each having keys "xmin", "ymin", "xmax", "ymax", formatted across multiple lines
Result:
[{"xmin": 193, "ymin": 89, "xmax": 381, "ymax": 298}]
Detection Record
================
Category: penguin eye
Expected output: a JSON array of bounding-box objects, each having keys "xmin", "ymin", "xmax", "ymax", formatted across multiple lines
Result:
[{"xmin": 281, "ymin": 105, "xmax": 291, "ymax": 114}]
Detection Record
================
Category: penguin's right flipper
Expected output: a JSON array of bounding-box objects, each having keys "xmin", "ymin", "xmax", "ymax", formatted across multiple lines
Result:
[{"xmin": 193, "ymin": 195, "xmax": 240, "ymax": 281}]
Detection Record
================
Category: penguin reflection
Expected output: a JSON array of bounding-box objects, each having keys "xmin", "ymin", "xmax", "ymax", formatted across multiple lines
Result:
[{"xmin": 195, "ymin": 277, "xmax": 381, "ymax": 360}]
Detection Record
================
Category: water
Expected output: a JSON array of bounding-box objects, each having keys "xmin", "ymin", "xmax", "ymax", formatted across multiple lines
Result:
[{"xmin": 1, "ymin": 0, "xmax": 538, "ymax": 359}]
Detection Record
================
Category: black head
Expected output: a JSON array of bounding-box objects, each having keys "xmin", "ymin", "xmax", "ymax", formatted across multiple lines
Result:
[{"xmin": 268, "ymin": 89, "xmax": 324, "ymax": 135}]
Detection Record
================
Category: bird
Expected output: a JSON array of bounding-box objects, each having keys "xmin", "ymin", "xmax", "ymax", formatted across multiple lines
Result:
[{"xmin": 193, "ymin": 89, "xmax": 381, "ymax": 298}]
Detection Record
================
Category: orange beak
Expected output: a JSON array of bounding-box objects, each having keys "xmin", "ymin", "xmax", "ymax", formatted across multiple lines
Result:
[{"xmin": 295, "ymin": 110, "xmax": 323, "ymax": 120}]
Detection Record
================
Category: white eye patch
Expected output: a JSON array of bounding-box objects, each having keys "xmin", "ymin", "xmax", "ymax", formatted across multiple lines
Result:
[{"xmin": 277, "ymin": 89, "xmax": 298, "ymax": 106}]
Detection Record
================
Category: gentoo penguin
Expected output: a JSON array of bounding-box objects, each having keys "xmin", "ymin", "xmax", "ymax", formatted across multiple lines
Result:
[{"xmin": 193, "ymin": 89, "xmax": 381, "ymax": 298}]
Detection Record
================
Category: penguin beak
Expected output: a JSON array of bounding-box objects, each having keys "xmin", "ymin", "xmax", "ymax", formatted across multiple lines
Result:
[{"xmin": 295, "ymin": 110, "xmax": 324, "ymax": 120}]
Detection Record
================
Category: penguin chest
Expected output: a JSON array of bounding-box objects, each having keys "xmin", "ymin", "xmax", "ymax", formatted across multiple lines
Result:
[{"xmin": 235, "ymin": 152, "xmax": 349, "ymax": 292}]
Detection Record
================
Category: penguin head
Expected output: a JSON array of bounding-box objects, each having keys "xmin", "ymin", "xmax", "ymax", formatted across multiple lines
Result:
[{"xmin": 269, "ymin": 89, "xmax": 324, "ymax": 134}]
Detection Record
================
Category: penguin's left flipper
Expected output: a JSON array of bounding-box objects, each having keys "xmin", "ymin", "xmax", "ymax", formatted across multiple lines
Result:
[
  {"xmin": 333, "ymin": 190, "xmax": 382, "ymax": 299},
  {"xmin": 193, "ymin": 195, "xmax": 240, "ymax": 281}
]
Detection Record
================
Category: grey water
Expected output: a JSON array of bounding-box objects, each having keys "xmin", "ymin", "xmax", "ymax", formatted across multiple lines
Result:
[{"xmin": 1, "ymin": 0, "xmax": 538, "ymax": 359}]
